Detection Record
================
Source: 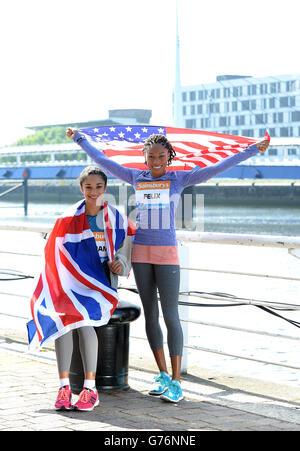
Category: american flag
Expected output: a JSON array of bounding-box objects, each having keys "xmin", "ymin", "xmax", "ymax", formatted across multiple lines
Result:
[
  {"xmin": 27, "ymin": 200, "xmax": 135, "ymax": 352},
  {"xmin": 79, "ymin": 125, "xmax": 270, "ymax": 171}
]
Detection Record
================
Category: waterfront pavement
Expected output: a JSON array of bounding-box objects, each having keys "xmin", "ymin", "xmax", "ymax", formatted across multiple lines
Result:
[{"xmin": 1, "ymin": 328, "xmax": 300, "ymax": 432}]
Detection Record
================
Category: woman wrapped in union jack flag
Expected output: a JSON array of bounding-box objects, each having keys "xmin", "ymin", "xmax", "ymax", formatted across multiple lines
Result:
[
  {"xmin": 67, "ymin": 126, "xmax": 269, "ymax": 404},
  {"xmin": 27, "ymin": 165, "xmax": 135, "ymax": 412},
  {"xmin": 54, "ymin": 166, "xmax": 135, "ymax": 412}
]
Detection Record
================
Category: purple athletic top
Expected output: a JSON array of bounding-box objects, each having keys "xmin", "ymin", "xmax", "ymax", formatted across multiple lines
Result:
[{"xmin": 74, "ymin": 133, "xmax": 259, "ymax": 246}]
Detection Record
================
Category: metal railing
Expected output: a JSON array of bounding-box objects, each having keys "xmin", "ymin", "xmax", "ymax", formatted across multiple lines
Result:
[{"xmin": 1, "ymin": 224, "xmax": 300, "ymax": 374}]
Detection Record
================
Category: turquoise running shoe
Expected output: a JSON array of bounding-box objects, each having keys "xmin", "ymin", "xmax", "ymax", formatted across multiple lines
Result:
[
  {"xmin": 148, "ymin": 371, "xmax": 171, "ymax": 396},
  {"xmin": 160, "ymin": 379, "xmax": 183, "ymax": 403}
]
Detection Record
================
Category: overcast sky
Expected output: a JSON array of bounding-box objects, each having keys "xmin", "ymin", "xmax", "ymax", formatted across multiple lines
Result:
[{"xmin": 0, "ymin": 0, "xmax": 299, "ymax": 145}]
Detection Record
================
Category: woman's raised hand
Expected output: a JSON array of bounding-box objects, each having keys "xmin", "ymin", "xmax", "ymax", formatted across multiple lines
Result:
[{"xmin": 66, "ymin": 127, "xmax": 78, "ymax": 139}]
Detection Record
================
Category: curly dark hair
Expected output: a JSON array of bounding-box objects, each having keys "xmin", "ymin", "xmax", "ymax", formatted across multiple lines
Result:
[{"xmin": 143, "ymin": 134, "xmax": 176, "ymax": 166}]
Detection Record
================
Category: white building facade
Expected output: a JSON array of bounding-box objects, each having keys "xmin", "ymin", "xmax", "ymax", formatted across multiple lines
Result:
[{"xmin": 176, "ymin": 74, "xmax": 300, "ymax": 140}]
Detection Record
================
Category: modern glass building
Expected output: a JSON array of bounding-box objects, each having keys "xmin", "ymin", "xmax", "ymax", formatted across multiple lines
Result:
[{"xmin": 176, "ymin": 74, "xmax": 300, "ymax": 139}]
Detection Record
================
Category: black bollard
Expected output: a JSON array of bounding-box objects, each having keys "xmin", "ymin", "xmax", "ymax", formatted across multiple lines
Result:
[{"xmin": 69, "ymin": 300, "xmax": 141, "ymax": 394}]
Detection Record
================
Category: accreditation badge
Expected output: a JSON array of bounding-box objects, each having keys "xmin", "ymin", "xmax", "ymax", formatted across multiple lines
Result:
[{"xmin": 136, "ymin": 181, "xmax": 171, "ymax": 211}]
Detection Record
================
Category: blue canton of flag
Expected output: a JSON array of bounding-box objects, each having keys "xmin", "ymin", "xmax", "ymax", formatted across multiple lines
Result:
[{"xmin": 79, "ymin": 126, "xmax": 166, "ymax": 144}]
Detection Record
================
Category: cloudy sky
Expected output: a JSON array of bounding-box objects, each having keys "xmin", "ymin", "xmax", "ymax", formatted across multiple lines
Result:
[{"xmin": 0, "ymin": 0, "xmax": 299, "ymax": 145}]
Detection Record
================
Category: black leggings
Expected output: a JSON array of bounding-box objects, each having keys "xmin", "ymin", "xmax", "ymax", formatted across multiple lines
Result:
[{"xmin": 132, "ymin": 263, "xmax": 183, "ymax": 356}]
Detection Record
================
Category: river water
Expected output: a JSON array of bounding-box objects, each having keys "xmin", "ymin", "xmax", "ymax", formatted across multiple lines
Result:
[
  {"xmin": 1, "ymin": 200, "xmax": 300, "ymax": 387},
  {"xmin": 1, "ymin": 200, "xmax": 300, "ymax": 236}
]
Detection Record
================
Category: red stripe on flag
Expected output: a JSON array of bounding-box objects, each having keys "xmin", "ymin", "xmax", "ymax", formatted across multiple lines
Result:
[
  {"xmin": 122, "ymin": 162, "xmax": 148, "ymax": 169},
  {"xmin": 166, "ymin": 126, "xmax": 257, "ymax": 145},
  {"xmin": 166, "ymin": 163, "xmax": 196, "ymax": 171},
  {"xmin": 174, "ymin": 142, "xmax": 209, "ymax": 152},
  {"xmin": 45, "ymin": 235, "xmax": 85, "ymax": 326},
  {"xmin": 103, "ymin": 202, "xmax": 115, "ymax": 261},
  {"xmin": 30, "ymin": 274, "xmax": 43, "ymax": 343},
  {"xmin": 58, "ymin": 249, "xmax": 118, "ymax": 308},
  {"xmin": 103, "ymin": 148, "xmax": 144, "ymax": 158}
]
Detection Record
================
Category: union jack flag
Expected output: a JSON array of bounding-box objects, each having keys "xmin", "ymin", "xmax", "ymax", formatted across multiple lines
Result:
[
  {"xmin": 79, "ymin": 125, "xmax": 270, "ymax": 171},
  {"xmin": 27, "ymin": 200, "xmax": 135, "ymax": 352}
]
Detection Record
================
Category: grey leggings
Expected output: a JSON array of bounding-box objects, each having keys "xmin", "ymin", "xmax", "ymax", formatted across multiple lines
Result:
[
  {"xmin": 55, "ymin": 327, "xmax": 98, "ymax": 374},
  {"xmin": 132, "ymin": 263, "xmax": 183, "ymax": 356}
]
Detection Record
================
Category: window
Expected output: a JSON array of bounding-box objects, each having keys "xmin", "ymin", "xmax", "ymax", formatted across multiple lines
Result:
[
  {"xmin": 190, "ymin": 105, "xmax": 195, "ymax": 115},
  {"xmin": 0, "ymin": 155, "xmax": 17, "ymax": 164},
  {"xmin": 278, "ymin": 95, "xmax": 296, "ymax": 108},
  {"xmin": 235, "ymin": 115, "xmax": 245, "ymax": 126},
  {"xmin": 286, "ymin": 80, "xmax": 296, "ymax": 92},
  {"xmin": 224, "ymin": 102, "xmax": 230, "ymax": 112},
  {"xmin": 219, "ymin": 116, "xmax": 228, "ymax": 126},
  {"xmin": 255, "ymin": 113, "xmax": 268, "ymax": 125},
  {"xmin": 288, "ymin": 148, "xmax": 297, "ymax": 155},
  {"xmin": 209, "ymin": 103, "xmax": 219, "ymax": 114},
  {"xmin": 223, "ymin": 87, "xmax": 231, "ymax": 98},
  {"xmin": 182, "ymin": 92, "xmax": 187, "ymax": 102},
  {"xmin": 255, "ymin": 114, "xmax": 264, "ymax": 124},
  {"xmin": 280, "ymin": 96, "xmax": 289, "ymax": 107},
  {"xmin": 268, "ymin": 148, "xmax": 278, "ymax": 156},
  {"xmin": 182, "ymin": 106, "xmax": 186, "ymax": 116},
  {"xmin": 200, "ymin": 118, "xmax": 210, "ymax": 128},
  {"xmin": 247, "ymin": 84, "xmax": 257, "ymax": 95},
  {"xmin": 190, "ymin": 91, "xmax": 196, "ymax": 101},
  {"xmin": 269, "ymin": 98, "xmax": 275, "ymax": 109},
  {"xmin": 292, "ymin": 111, "xmax": 300, "ymax": 122},
  {"xmin": 233, "ymin": 86, "xmax": 242, "ymax": 97},
  {"xmin": 201, "ymin": 90, "xmax": 208, "ymax": 100},
  {"xmin": 198, "ymin": 90, "xmax": 204, "ymax": 100},
  {"xmin": 185, "ymin": 119, "xmax": 196, "ymax": 128},
  {"xmin": 270, "ymin": 82, "xmax": 281, "ymax": 93},
  {"xmin": 273, "ymin": 112, "xmax": 284, "ymax": 123},
  {"xmin": 260, "ymin": 83, "xmax": 268, "ymax": 94},
  {"xmin": 21, "ymin": 153, "xmax": 51, "ymax": 163},
  {"xmin": 232, "ymin": 101, "xmax": 238, "ymax": 112},
  {"xmin": 261, "ymin": 98, "xmax": 267, "ymax": 109},
  {"xmin": 197, "ymin": 104, "xmax": 203, "ymax": 114},
  {"xmin": 241, "ymin": 129, "xmax": 254, "ymax": 136},
  {"xmin": 241, "ymin": 100, "xmax": 250, "ymax": 111},
  {"xmin": 280, "ymin": 127, "xmax": 289, "ymax": 137}
]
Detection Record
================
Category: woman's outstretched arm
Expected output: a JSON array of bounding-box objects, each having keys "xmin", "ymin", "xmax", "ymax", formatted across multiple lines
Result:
[{"xmin": 67, "ymin": 128, "xmax": 139, "ymax": 186}]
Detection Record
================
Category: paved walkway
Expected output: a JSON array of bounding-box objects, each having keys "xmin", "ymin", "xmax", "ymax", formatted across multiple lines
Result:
[{"xmin": 1, "ymin": 329, "xmax": 300, "ymax": 432}]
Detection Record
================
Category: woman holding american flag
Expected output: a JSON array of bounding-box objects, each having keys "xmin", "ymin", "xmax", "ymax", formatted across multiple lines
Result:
[{"xmin": 67, "ymin": 125, "xmax": 269, "ymax": 403}]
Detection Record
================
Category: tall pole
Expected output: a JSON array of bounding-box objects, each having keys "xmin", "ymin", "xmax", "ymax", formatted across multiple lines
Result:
[
  {"xmin": 173, "ymin": 0, "xmax": 182, "ymax": 127},
  {"xmin": 22, "ymin": 169, "xmax": 29, "ymax": 216},
  {"xmin": 23, "ymin": 178, "xmax": 28, "ymax": 216}
]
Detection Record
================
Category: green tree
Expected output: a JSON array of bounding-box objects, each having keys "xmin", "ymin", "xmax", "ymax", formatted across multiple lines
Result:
[{"xmin": 14, "ymin": 126, "xmax": 72, "ymax": 145}]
